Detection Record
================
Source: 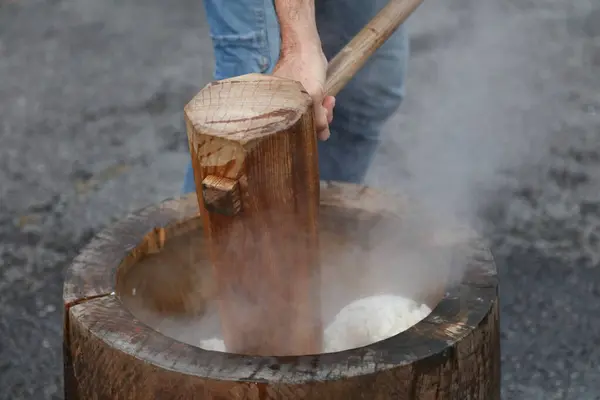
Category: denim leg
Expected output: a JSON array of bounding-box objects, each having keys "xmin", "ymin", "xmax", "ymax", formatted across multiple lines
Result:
[
  {"xmin": 316, "ymin": 0, "xmax": 409, "ymax": 183},
  {"xmin": 182, "ymin": 0, "xmax": 281, "ymax": 194}
]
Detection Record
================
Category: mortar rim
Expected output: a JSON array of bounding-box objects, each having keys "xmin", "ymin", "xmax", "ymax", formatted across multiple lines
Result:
[{"xmin": 63, "ymin": 181, "xmax": 498, "ymax": 385}]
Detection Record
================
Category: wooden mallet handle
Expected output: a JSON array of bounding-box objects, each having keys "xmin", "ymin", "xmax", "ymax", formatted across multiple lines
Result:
[
  {"xmin": 325, "ymin": 0, "xmax": 424, "ymax": 96},
  {"xmin": 184, "ymin": 0, "xmax": 424, "ymax": 357}
]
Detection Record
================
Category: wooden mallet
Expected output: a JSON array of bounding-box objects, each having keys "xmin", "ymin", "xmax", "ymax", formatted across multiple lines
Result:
[{"xmin": 184, "ymin": 0, "xmax": 424, "ymax": 356}]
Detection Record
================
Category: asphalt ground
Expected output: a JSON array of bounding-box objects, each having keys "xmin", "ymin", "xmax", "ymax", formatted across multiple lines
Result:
[{"xmin": 1, "ymin": 0, "xmax": 600, "ymax": 398}]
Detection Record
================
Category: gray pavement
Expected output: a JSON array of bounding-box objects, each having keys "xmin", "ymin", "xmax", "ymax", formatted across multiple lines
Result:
[{"xmin": 1, "ymin": 0, "xmax": 600, "ymax": 398}]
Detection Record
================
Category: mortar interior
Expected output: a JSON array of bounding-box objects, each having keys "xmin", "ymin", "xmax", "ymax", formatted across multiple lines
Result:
[{"xmin": 116, "ymin": 203, "xmax": 467, "ymax": 355}]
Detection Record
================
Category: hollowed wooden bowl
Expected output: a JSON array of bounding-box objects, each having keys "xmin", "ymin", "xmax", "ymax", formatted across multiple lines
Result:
[{"xmin": 63, "ymin": 182, "xmax": 500, "ymax": 400}]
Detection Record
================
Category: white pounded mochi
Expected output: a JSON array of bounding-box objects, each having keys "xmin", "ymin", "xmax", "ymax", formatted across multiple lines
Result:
[
  {"xmin": 199, "ymin": 337, "xmax": 226, "ymax": 352},
  {"xmin": 323, "ymin": 294, "xmax": 432, "ymax": 353},
  {"xmin": 196, "ymin": 295, "xmax": 431, "ymax": 354}
]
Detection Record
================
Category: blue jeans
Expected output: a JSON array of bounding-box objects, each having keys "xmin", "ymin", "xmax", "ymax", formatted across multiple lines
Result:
[{"xmin": 182, "ymin": 0, "xmax": 409, "ymax": 194}]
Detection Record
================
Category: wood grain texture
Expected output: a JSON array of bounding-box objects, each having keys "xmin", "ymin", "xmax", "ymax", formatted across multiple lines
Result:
[
  {"xmin": 63, "ymin": 183, "xmax": 501, "ymax": 400},
  {"xmin": 185, "ymin": 74, "xmax": 322, "ymax": 356},
  {"xmin": 325, "ymin": 0, "xmax": 425, "ymax": 96}
]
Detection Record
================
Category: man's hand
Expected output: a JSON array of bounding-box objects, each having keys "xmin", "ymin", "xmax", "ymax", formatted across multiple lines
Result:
[
  {"xmin": 271, "ymin": 0, "xmax": 335, "ymax": 141},
  {"xmin": 272, "ymin": 47, "xmax": 336, "ymax": 141}
]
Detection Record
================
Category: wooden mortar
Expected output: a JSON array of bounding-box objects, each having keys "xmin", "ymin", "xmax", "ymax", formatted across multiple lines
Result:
[
  {"xmin": 63, "ymin": 182, "xmax": 501, "ymax": 400},
  {"xmin": 184, "ymin": 0, "xmax": 425, "ymax": 357}
]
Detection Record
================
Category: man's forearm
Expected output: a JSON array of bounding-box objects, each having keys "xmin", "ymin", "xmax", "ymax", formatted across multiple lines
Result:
[{"xmin": 274, "ymin": 0, "xmax": 321, "ymax": 57}]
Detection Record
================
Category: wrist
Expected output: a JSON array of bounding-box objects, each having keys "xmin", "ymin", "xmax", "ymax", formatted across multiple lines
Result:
[
  {"xmin": 280, "ymin": 38, "xmax": 323, "ymax": 60},
  {"xmin": 279, "ymin": 25, "xmax": 323, "ymax": 60},
  {"xmin": 274, "ymin": 0, "xmax": 321, "ymax": 59}
]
